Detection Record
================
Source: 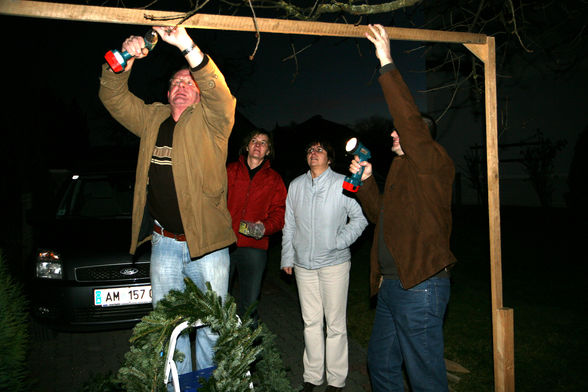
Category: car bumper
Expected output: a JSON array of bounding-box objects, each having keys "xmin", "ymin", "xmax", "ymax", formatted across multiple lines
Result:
[{"xmin": 31, "ymin": 279, "xmax": 153, "ymax": 331}]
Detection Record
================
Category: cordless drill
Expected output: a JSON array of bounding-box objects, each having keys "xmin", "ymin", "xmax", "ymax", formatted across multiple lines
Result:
[
  {"xmin": 104, "ymin": 30, "xmax": 158, "ymax": 73},
  {"xmin": 343, "ymin": 138, "xmax": 372, "ymax": 192}
]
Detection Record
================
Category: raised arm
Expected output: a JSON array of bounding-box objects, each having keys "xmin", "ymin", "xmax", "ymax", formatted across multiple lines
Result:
[
  {"xmin": 368, "ymin": 24, "xmax": 452, "ymax": 174},
  {"xmin": 99, "ymin": 31, "xmax": 158, "ymax": 137},
  {"xmin": 366, "ymin": 24, "xmax": 393, "ymax": 68},
  {"xmin": 152, "ymin": 26, "xmax": 204, "ymax": 68}
]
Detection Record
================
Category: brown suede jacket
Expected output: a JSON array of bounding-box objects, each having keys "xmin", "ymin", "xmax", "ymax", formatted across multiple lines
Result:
[
  {"xmin": 357, "ymin": 66, "xmax": 456, "ymax": 294},
  {"xmin": 99, "ymin": 56, "xmax": 237, "ymax": 259}
]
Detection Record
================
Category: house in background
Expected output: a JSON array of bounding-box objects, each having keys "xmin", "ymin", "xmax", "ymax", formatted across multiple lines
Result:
[{"xmin": 424, "ymin": 51, "xmax": 588, "ymax": 208}]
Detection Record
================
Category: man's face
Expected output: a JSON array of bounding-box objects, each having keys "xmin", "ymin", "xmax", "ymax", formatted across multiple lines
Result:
[
  {"xmin": 390, "ymin": 129, "xmax": 404, "ymax": 156},
  {"xmin": 306, "ymin": 144, "xmax": 330, "ymax": 171},
  {"xmin": 167, "ymin": 69, "xmax": 200, "ymax": 109},
  {"xmin": 246, "ymin": 133, "xmax": 270, "ymax": 160}
]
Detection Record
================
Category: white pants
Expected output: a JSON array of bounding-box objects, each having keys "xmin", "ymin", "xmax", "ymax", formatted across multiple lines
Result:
[{"xmin": 295, "ymin": 261, "xmax": 350, "ymax": 387}]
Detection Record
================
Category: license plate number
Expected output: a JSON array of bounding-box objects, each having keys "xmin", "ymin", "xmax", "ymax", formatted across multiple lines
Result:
[{"xmin": 94, "ymin": 285, "xmax": 152, "ymax": 307}]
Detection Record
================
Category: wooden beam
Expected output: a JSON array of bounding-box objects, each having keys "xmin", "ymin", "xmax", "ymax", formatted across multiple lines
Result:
[
  {"xmin": 464, "ymin": 42, "xmax": 488, "ymax": 63},
  {"xmin": 0, "ymin": 0, "xmax": 487, "ymax": 44},
  {"xmin": 480, "ymin": 37, "xmax": 504, "ymax": 312},
  {"xmin": 465, "ymin": 37, "xmax": 516, "ymax": 392},
  {"xmin": 496, "ymin": 308, "xmax": 515, "ymax": 392}
]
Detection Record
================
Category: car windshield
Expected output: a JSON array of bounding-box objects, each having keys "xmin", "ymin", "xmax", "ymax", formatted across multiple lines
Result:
[{"xmin": 57, "ymin": 174, "xmax": 133, "ymax": 218}]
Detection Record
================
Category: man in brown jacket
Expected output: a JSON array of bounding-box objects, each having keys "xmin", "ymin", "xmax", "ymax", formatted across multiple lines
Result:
[
  {"xmin": 99, "ymin": 26, "xmax": 236, "ymax": 376},
  {"xmin": 350, "ymin": 24, "xmax": 456, "ymax": 391}
]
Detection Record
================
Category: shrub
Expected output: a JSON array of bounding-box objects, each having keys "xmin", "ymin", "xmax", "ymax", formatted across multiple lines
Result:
[{"xmin": 0, "ymin": 251, "xmax": 31, "ymax": 392}]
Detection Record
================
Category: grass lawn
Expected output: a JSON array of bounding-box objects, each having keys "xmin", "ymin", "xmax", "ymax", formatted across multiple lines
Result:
[{"xmin": 344, "ymin": 206, "xmax": 587, "ymax": 391}]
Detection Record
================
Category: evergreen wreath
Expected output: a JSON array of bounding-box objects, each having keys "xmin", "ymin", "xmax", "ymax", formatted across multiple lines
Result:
[{"xmin": 117, "ymin": 278, "xmax": 295, "ymax": 392}]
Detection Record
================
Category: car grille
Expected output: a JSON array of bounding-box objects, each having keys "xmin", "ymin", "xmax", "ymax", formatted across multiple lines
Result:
[
  {"xmin": 76, "ymin": 263, "xmax": 150, "ymax": 282},
  {"xmin": 73, "ymin": 303, "xmax": 152, "ymax": 323}
]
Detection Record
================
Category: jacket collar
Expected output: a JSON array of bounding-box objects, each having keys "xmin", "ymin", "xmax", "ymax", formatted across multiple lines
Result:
[
  {"xmin": 306, "ymin": 166, "xmax": 333, "ymax": 185},
  {"xmin": 239, "ymin": 154, "xmax": 271, "ymax": 171}
]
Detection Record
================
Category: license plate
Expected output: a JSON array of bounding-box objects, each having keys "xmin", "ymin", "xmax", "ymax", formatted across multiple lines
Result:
[{"xmin": 94, "ymin": 285, "xmax": 152, "ymax": 307}]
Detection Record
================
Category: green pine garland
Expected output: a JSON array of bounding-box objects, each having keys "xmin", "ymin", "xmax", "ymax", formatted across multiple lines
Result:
[{"xmin": 117, "ymin": 278, "xmax": 295, "ymax": 392}]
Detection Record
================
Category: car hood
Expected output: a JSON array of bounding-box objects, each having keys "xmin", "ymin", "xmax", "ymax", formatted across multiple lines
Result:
[{"xmin": 34, "ymin": 217, "xmax": 149, "ymax": 272}]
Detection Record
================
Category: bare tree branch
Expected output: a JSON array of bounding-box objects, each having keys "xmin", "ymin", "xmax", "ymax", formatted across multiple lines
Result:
[
  {"xmin": 506, "ymin": 0, "xmax": 532, "ymax": 53},
  {"xmin": 247, "ymin": 0, "xmax": 261, "ymax": 60}
]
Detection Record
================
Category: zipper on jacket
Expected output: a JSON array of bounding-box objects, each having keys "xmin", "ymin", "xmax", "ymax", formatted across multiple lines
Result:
[{"xmin": 309, "ymin": 176, "xmax": 317, "ymax": 268}]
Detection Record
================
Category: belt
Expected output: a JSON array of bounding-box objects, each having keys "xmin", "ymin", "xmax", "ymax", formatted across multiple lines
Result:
[{"xmin": 153, "ymin": 224, "xmax": 186, "ymax": 242}]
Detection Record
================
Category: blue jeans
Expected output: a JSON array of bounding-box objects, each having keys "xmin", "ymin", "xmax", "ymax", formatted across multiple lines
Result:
[
  {"xmin": 150, "ymin": 231, "xmax": 229, "ymax": 374},
  {"xmin": 368, "ymin": 278, "xmax": 450, "ymax": 392},
  {"xmin": 229, "ymin": 247, "xmax": 267, "ymax": 326}
]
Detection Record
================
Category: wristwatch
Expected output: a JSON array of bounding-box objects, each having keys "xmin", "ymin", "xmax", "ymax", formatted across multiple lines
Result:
[{"xmin": 182, "ymin": 43, "xmax": 196, "ymax": 56}]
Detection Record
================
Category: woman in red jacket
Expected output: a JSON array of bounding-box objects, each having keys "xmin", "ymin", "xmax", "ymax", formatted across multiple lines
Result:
[{"xmin": 226, "ymin": 130, "xmax": 287, "ymax": 326}]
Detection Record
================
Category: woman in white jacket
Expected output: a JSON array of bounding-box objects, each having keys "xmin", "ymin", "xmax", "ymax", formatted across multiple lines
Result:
[{"xmin": 281, "ymin": 139, "xmax": 368, "ymax": 392}]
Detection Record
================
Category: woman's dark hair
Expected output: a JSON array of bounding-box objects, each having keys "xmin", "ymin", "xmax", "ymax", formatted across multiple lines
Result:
[
  {"xmin": 239, "ymin": 129, "xmax": 275, "ymax": 161},
  {"xmin": 304, "ymin": 139, "xmax": 335, "ymax": 166}
]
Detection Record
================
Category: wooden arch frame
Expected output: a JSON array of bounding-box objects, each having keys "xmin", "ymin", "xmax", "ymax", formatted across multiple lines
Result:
[{"xmin": 0, "ymin": 1, "xmax": 514, "ymax": 390}]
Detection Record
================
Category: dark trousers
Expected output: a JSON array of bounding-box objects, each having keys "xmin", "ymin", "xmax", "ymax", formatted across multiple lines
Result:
[
  {"xmin": 367, "ymin": 277, "xmax": 450, "ymax": 392},
  {"xmin": 229, "ymin": 247, "xmax": 267, "ymax": 326}
]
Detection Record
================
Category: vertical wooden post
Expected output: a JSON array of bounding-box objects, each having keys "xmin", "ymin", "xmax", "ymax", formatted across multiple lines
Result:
[
  {"xmin": 464, "ymin": 37, "xmax": 515, "ymax": 391},
  {"xmin": 496, "ymin": 307, "xmax": 515, "ymax": 390}
]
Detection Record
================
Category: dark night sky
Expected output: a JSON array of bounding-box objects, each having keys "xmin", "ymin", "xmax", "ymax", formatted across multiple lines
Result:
[
  {"xmin": 2, "ymin": 11, "xmax": 426, "ymax": 146},
  {"xmin": 3, "ymin": 5, "xmax": 587, "ymax": 207}
]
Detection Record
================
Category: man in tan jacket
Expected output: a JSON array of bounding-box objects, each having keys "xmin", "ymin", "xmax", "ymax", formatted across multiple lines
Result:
[{"xmin": 99, "ymin": 26, "xmax": 236, "ymax": 376}]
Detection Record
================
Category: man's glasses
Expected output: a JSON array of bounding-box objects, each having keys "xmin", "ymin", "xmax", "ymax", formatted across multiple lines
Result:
[{"xmin": 170, "ymin": 78, "xmax": 197, "ymax": 88}]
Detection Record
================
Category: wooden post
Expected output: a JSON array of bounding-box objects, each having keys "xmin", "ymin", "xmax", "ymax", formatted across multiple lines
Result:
[
  {"xmin": 464, "ymin": 37, "xmax": 515, "ymax": 391},
  {"xmin": 496, "ymin": 308, "xmax": 515, "ymax": 390}
]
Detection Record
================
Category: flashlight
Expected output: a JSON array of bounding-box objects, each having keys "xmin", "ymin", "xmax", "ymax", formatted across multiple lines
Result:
[
  {"xmin": 104, "ymin": 30, "xmax": 158, "ymax": 73},
  {"xmin": 343, "ymin": 138, "xmax": 372, "ymax": 192}
]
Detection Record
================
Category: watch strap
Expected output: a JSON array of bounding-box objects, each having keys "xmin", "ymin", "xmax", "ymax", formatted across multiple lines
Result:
[{"xmin": 181, "ymin": 43, "xmax": 196, "ymax": 56}]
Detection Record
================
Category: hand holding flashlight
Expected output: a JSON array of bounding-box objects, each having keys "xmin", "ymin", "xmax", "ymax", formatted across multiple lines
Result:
[
  {"xmin": 349, "ymin": 156, "xmax": 373, "ymax": 182},
  {"xmin": 343, "ymin": 138, "xmax": 372, "ymax": 192}
]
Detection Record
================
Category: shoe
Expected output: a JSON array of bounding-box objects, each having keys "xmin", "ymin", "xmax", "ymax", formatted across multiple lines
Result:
[
  {"xmin": 325, "ymin": 386, "xmax": 343, "ymax": 392},
  {"xmin": 301, "ymin": 382, "xmax": 319, "ymax": 391}
]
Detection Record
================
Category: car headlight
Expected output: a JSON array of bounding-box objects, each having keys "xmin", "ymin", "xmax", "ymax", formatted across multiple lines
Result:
[{"xmin": 36, "ymin": 250, "xmax": 62, "ymax": 279}]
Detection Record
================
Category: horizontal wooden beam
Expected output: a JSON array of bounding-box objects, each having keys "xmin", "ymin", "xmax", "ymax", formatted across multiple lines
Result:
[{"xmin": 0, "ymin": 0, "xmax": 487, "ymax": 44}]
